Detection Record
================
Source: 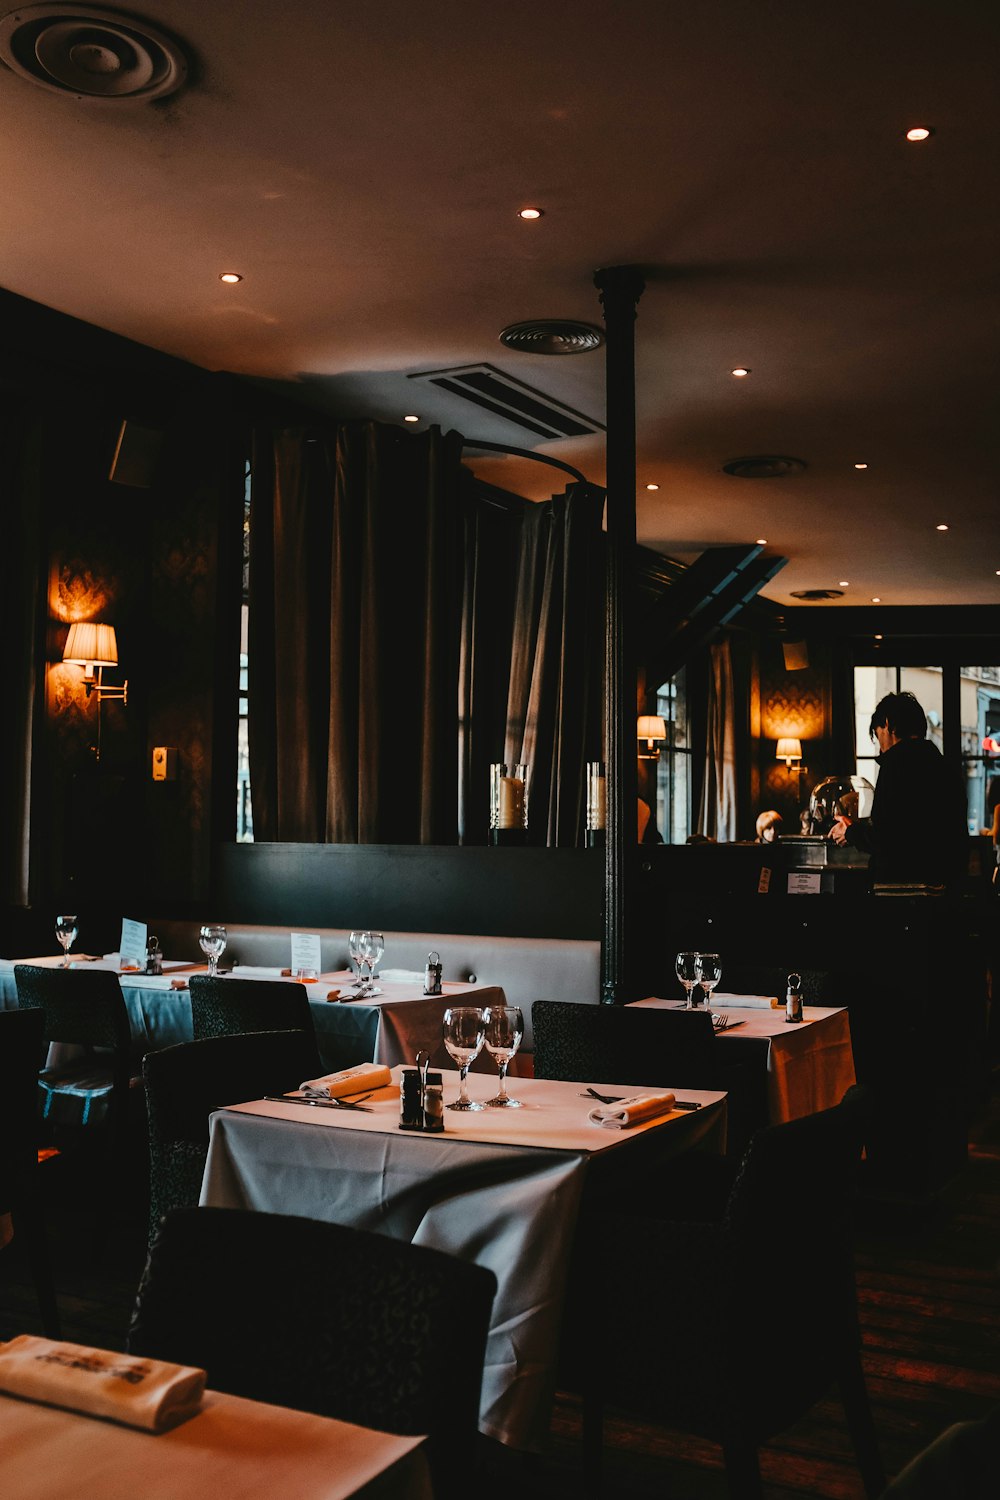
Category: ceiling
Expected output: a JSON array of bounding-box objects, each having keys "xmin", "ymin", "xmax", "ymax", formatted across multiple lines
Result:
[{"xmin": 0, "ymin": 1, "xmax": 997, "ymax": 608}]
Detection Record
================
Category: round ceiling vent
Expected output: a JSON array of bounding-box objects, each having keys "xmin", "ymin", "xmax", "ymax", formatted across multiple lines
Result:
[
  {"xmin": 0, "ymin": 4, "xmax": 189, "ymax": 100},
  {"xmin": 499, "ymin": 320, "xmax": 605, "ymax": 355},
  {"xmin": 790, "ymin": 588, "xmax": 845, "ymax": 601},
  {"xmin": 722, "ymin": 455, "xmax": 807, "ymax": 478}
]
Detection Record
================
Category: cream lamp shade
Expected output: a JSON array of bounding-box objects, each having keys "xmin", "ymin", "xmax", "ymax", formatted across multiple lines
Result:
[
  {"xmin": 637, "ymin": 714, "xmax": 668, "ymax": 758},
  {"xmin": 776, "ymin": 737, "xmax": 803, "ymax": 767},
  {"xmin": 63, "ymin": 622, "xmax": 118, "ymax": 670}
]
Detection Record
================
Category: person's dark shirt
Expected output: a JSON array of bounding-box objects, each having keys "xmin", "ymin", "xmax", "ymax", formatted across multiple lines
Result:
[{"xmin": 844, "ymin": 736, "xmax": 968, "ymax": 887}]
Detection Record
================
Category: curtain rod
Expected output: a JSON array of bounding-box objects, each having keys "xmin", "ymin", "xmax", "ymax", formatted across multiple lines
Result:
[{"xmin": 460, "ymin": 438, "xmax": 593, "ymax": 487}]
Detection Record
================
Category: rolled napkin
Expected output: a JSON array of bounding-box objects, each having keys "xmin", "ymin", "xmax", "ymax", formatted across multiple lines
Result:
[
  {"xmin": 588, "ymin": 1091, "xmax": 677, "ymax": 1129},
  {"xmin": 298, "ymin": 1061, "xmax": 392, "ymax": 1098},
  {"xmin": 710, "ymin": 992, "xmax": 780, "ymax": 1009},
  {"xmin": 0, "ymin": 1335, "xmax": 205, "ymax": 1433},
  {"xmin": 378, "ymin": 968, "xmax": 426, "ymax": 983}
]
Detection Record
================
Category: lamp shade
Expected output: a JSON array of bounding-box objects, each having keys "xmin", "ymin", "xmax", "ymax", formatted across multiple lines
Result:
[
  {"xmin": 63, "ymin": 622, "xmax": 118, "ymax": 668},
  {"xmin": 637, "ymin": 715, "xmax": 667, "ymax": 742},
  {"xmin": 776, "ymin": 737, "xmax": 802, "ymax": 765}
]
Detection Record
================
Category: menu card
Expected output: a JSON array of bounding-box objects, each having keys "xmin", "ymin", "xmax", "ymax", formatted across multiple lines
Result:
[
  {"xmin": 119, "ymin": 917, "xmax": 147, "ymax": 971},
  {"xmin": 290, "ymin": 931, "xmax": 322, "ymax": 977}
]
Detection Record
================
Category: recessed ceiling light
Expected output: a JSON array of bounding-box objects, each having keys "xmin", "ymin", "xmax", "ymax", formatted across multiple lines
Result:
[
  {"xmin": 730, "ymin": 367, "xmax": 751, "ymax": 378},
  {"xmin": 645, "ymin": 483, "xmax": 659, "ymax": 491},
  {"xmin": 905, "ymin": 126, "xmax": 933, "ymax": 141},
  {"xmin": 219, "ymin": 271, "xmax": 242, "ymax": 284},
  {"xmin": 518, "ymin": 207, "xmax": 543, "ymax": 220},
  {"xmin": 936, "ymin": 523, "xmax": 949, "ymax": 531},
  {"xmin": 871, "ymin": 596, "xmax": 881, "ymax": 603},
  {"xmin": 875, "ymin": 634, "xmax": 884, "ymax": 640},
  {"xmin": 403, "ymin": 414, "xmax": 419, "ymax": 423},
  {"xmin": 839, "ymin": 581, "xmax": 850, "ymax": 588},
  {"xmin": 755, "ymin": 538, "xmax": 767, "ymax": 545},
  {"xmin": 854, "ymin": 462, "xmax": 868, "ymax": 470}
]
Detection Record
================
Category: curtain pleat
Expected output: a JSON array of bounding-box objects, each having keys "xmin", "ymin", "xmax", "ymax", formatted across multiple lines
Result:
[{"xmin": 698, "ymin": 639, "xmax": 738, "ymax": 841}]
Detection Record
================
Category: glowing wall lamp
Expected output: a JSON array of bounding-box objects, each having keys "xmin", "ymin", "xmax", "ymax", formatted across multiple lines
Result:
[
  {"xmin": 775, "ymin": 737, "xmax": 803, "ymax": 769},
  {"xmin": 637, "ymin": 714, "xmax": 667, "ymax": 760},
  {"xmin": 63, "ymin": 622, "xmax": 128, "ymax": 761}
]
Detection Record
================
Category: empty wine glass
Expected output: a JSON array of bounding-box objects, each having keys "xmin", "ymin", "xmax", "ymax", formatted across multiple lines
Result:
[
  {"xmin": 357, "ymin": 930, "xmax": 384, "ymax": 996},
  {"xmin": 348, "ymin": 929, "xmax": 365, "ymax": 989},
  {"xmin": 55, "ymin": 914, "xmax": 78, "ymax": 967},
  {"xmin": 442, "ymin": 1006, "xmax": 486, "ymax": 1111},
  {"xmin": 199, "ymin": 923, "xmax": 227, "ymax": 977},
  {"xmin": 697, "ymin": 952, "xmax": 723, "ymax": 1010},
  {"xmin": 675, "ymin": 951, "xmax": 701, "ymax": 1008},
  {"xmin": 483, "ymin": 1005, "xmax": 524, "ymax": 1108}
]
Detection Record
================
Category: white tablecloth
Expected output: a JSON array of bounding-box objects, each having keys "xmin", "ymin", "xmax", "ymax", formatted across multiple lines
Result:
[
  {"xmin": 0, "ymin": 1386, "xmax": 432, "ymax": 1500},
  {"xmin": 628, "ymin": 999, "xmax": 857, "ymax": 1122},
  {"xmin": 200, "ymin": 1067, "xmax": 727, "ymax": 1452}
]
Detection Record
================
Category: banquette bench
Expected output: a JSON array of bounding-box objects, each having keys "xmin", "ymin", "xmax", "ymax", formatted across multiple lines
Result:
[{"xmin": 148, "ymin": 921, "xmax": 602, "ymax": 1057}]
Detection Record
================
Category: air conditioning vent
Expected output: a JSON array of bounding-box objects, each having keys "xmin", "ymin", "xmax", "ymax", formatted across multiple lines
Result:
[
  {"xmin": 723, "ymin": 455, "xmax": 806, "ymax": 478},
  {"xmin": 409, "ymin": 363, "xmax": 604, "ymax": 442},
  {"xmin": 499, "ymin": 319, "xmax": 604, "ymax": 356},
  {"xmin": 790, "ymin": 589, "xmax": 845, "ymax": 600},
  {"xmin": 0, "ymin": 5, "xmax": 189, "ymax": 100}
]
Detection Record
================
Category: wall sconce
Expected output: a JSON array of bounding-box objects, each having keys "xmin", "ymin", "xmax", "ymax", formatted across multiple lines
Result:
[
  {"xmin": 63, "ymin": 621, "xmax": 128, "ymax": 762},
  {"xmin": 637, "ymin": 714, "xmax": 667, "ymax": 760},
  {"xmin": 775, "ymin": 737, "xmax": 803, "ymax": 769}
]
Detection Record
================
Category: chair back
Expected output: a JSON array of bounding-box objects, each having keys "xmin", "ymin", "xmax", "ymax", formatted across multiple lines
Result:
[
  {"xmin": 188, "ymin": 974, "xmax": 320, "ymax": 1059},
  {"xmin": 128, "ymin": 1205, "xmax": 497, "ymax": 1500},
  {"xmin": 142, "ymin": 1030, "xmax": 322, "ymax": 1247},
  {"xmin": 532, "ymin": 999, "xmax": 718, "ymax": 1088},
  {"xmin": 14, "ymin": 963, "xmax": 132, "ymax": 1052}
]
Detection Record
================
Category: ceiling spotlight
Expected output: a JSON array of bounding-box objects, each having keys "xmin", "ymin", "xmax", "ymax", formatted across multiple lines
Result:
[
  {"xmin": 403, "ymin": 414, "xmax": 419, "ymax": 423},
  {"xmin": 219, "ymin": 272, "xmax": 243, "ymax": 284},
  {"xmin": 756, "ymin": 538, "xmax": 768, "ymax": 546},
  {"xmin": 905, "ymin": 126, "xmax": 933, "ymax": 141},
  {"xmin": 839, "ymin": 581, "xmax": 850, "ymax": 588},
  {"xmin": 936, "ymin": 523, "xmax": 949, "ymax": 531},
  {"xmin": 730, "ymin": 367, "xmax": 751, "ymax": 378},
  {"xmin": 875, "ymin": 634, "xmax": 884, "ymax": 641},
  {"xmin": 645, "ymin": 483, "xmax": 659, "ymax": 491},
  {"xmin": 871, "ymin": 596, "xmax": 881, "ymax": 603},
  {"xmin": 853, "ymin": 462, "xmax": 868, "ymax": 470},
  {"xmin": 517, "ymin": 207, "xmax": 543, "ymax": 220}
]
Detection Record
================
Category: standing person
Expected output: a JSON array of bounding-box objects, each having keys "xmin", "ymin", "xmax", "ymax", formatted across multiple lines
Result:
[{"xmin": 829, "ymin": 690, "xmax": 968, "ymax": 887}]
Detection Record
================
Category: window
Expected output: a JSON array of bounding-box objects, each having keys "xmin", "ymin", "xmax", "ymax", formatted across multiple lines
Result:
[{"xmin": 653, "ymin": 668, "xmax": 692, "ymax": 844}]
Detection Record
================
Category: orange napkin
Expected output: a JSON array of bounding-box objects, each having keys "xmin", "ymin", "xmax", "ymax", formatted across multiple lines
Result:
[
  {"xmin": 299, "ymin": 1062, "xmax": 391, "ymax": 1098},
  {"xmin": 588, "ymin": 1091, "xmax": 677, "ymax": 1129},
  {"xmin": 0, "ymin": 1336, "xmax": 205, "ymax": 1432}
]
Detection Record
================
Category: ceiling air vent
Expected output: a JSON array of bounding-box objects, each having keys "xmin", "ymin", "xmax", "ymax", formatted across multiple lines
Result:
[
  {"xmin": 498, "ymin": 320, "xmax": 604, "ymax": 356},
  {"xmin": 790, "ymin": 589, "xmax": 845, "ymax": 600},
  {"xmin": 409, "ymin": 363, "xmax": 605, "ymax": 442},
  {"xmin": 722, "ymin": 455, "xmax": 806, "ymax": 478},
  {"xmin": 0, "ymin": 4, "xmax": 189, "ymax": 100}
]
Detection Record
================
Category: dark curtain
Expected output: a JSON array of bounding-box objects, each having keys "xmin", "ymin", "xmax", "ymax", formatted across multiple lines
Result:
[
  {"xmin": 697, "ymin": 638, "xmax": 738, "ymax": 840},
  {"xmin": 458, "ymin": 480, "xmax": 605, "ymax": 846},
  {"xmin": 248, "ymin": 421, "xmax": 465, "ymax": 843},
  {"xmin": 830, "ymin": 636, "xmax": 857, "ymax": 770}
]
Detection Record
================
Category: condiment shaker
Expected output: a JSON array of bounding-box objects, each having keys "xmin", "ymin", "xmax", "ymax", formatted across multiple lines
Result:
[
  {"xmin": 424, "ymin": 950, "xmax": 443, "ymax": 996},
  {"xmin": 785, "ymin": 971, "xmax": 803, "ymax": 1024}
]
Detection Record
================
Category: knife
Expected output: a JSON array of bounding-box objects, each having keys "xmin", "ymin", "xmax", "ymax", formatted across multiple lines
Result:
[{"xmin": 264, "ymin": 1094, "xmax": 373, "ymax": 1112}]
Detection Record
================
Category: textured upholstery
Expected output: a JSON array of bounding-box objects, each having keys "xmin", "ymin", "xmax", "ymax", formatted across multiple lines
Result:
[
  {"xmin": 142, "ymin": 1029, "xmax": 322, "ymax": 1249},
  {"xmin": 188, "ymin": 974, "xmax": 321, "ymax": 1064},
  {"xmin": 0, "ymin": 1007, "xmax": 60, "ymax": 1337},
  {"xmin": 128, "ymin": 1206, "xmax": 497, "ymax": 1500},
  {"xmin": 577, "ymin": 1086, "xmax": 884, "ymax": 1500},
  {"xmin": 14, "ymin": 963, "xmax": 134, "ymax": 1132}
]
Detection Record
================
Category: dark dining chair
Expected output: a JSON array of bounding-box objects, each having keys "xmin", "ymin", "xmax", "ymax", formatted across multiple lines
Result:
[
  {"xmin": 128, "ymin": 1205, "xmax": 497, "ymax": 1500},
  {"xmin": 573, "ymin": 1084, "xmax": 884, "ymax": 1500},
  {"xmin": 0, "ymin": 1006, "xmax": 61, "ymax": 1337},
  {"xmin": 188, "ymin": 974, "xmax": 321, "ymax": 1067},
  {"xmin": 142, "ymin": 1028, "xmax": 322, "ymax": 1250},
  {"xmin": 531, "ymin": 999, "xmax": 768, "ymax": 1157}
]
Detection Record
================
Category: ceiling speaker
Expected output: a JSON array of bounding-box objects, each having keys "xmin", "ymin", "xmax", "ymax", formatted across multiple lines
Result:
[{"xmin": 0, "ymin": 5, "xmax": 189, "ymax": 100}]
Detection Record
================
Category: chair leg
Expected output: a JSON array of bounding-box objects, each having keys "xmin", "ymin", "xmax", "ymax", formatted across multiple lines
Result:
[
  {"xmin": 721, "ymin": 1438, "xmax": 764, "ymax": 1500},
  {"xmin": 838, "ymin": 1357, "xmax": 886, "ymax": 1498}
]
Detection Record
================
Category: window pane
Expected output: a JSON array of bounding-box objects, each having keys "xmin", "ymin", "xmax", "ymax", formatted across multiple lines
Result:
[
  {"xmin": 654, "ymin": 669, "xmax": 691, "ymax": 844},
  {"xmin": 961, "ymin": 665, "xmax": 1000, "ymax": 833}
]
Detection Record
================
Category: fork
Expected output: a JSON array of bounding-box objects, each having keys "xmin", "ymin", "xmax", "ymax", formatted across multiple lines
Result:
[{"xmin": 712, "ymin": 1012, "xmax": 730, "ymax": 1031}]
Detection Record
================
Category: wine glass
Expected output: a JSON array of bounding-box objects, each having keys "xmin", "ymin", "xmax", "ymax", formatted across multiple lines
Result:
[
  {"xmin": 55, "ymin": 914, "xmax": 78, "ymax": 967},
  {"xmin": 483, "ymin": 1004, "xmax": 524, "ymax": 1108},
  {"xmin": 675, "ymin": 951, "xmax": 701, "ymax": 1008},
  {"xmin": 365, "ymin": 931, "xmax": 384, "ymax": 995},
  {"xmin": 199, "ymin": 923, "xmax": 227, "ymax": 977},
  {"xmin": 697, "ymin": 952, "xmax": 723, "ymax": 1011},
  {"xmin": 348, "ymin": 929, "xmax": 365, "ymax": 989},
  {"xmin": 442, "ymin": 1006, "xmax": 486, "ymax": 1110}
]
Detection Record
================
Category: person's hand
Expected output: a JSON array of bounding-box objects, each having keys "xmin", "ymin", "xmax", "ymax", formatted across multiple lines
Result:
[{"xmin": 829, "ymin": 815, "xmax": 852, "ymax": 846}]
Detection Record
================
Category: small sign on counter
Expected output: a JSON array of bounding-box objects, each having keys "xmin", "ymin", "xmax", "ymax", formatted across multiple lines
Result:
[{"xmin": 787, "ymin": 871, "xmax": 822, "ymax": 895}]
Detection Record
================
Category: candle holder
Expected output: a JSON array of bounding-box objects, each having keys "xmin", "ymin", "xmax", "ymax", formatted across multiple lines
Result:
[
  {"xmin": 489, "ymin": 762, "xmax": 529, "ymax": 846},
  {"xmin": 586, "ymin": 760, "xmax": 606, "ymax": 848}
]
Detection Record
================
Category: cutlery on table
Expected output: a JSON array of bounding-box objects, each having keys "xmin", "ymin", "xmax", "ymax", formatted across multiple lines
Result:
[
  {"xmin": 582, "ymin": 1086, "xmax": 702, "ymax": 1111},
  {"xmin": 264, "ymin": 1093, "xmax": 374, "ymax": 1112}
]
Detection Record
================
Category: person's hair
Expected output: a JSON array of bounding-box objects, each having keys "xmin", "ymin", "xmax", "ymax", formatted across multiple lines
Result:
[
  {"xmin": 869, "ymin": 690, "xmax": 927, "ymax": 742},
  {"xmin": 755, "ymin": 809, "xmax": 782, "ymax": 839}
]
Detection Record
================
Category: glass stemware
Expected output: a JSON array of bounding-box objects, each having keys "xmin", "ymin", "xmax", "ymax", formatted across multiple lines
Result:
[
  {"xmin": 697, "ymin": 952, "xmax": 723, "ymax": 1010},
  {"xmin": 675, "ymin": 951, "xmax": 701, "ymax": 1009},
  {"xmin": 358, "ymin": 930, "xmax": 384, "ymax": 996},
  {"xmin": 199, "ymin": 923, "xmax": 227, "ymax": 977},
  {"xmin": 483, "ymin": 1004, "xmax": 524, "ymax": 1108},
  {"xmin": 55, "ymin": 914, "xmax": 78, "ymax": 968},
  {"xmin": 348, "ymin": 929, "xmax": 365, "ymax": 989},
  {"xmin": 442, "ymin": 1005, "xmax": 486, "ymax": 1110}
]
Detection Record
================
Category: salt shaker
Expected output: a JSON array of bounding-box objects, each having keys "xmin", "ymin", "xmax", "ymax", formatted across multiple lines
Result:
[
  {"xmin": 422, "ymin": 1071, "xmax": 445, "ymax": 1131},
  {"xmin": 399, "ymin": 1068, "xmax": 423, "ymax": 1130},
  {"xmin": 424, "ymin": 950, "xmax": 443, "ymax": 996},
  {"xmin": 785, "ymin": 971, "xmax": 803, "ymax": 1024},
  {"xmin": 145, "ymin": 935, "xmax": 163, "ymax": 976}
]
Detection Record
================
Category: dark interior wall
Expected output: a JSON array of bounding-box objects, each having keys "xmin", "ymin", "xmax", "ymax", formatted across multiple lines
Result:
[{"xmin": 751, "ymin": 634, "xmax": 839, "ymax": 832}]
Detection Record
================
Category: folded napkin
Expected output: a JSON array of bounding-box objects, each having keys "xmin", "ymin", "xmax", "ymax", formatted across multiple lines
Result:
[
  {"xmin": 231, "ymin": 965, "xmax": 286, "ymax": 980},
  {"xmin": 378, "ymin": 968, "xmax": 426, "ymax": 983},
  {"xmin": 588, "ymin": 1091, "xmax": 677, "ymax": 1129},
  {"xmin": 0, "ymin": 1335, "xmax": 205, "ymax": 1433},
  {"xmin": 299, "ymin": 1061, "xmax": 392, "ymax": 1098},
  {"xmin": 711, "ymin": 992, "xmax": 780, "ymax": 1009}
]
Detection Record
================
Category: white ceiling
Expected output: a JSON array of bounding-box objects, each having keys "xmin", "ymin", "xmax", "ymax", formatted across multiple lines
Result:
[{"xmin": 1, "ymin": 1, "xmax": 997, "ymax": 607}]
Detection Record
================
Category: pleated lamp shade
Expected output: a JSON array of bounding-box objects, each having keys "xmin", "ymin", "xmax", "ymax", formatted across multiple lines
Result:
[{"xmin": 63, "ymin": 622, "xmax": 118, "ymax": 668}]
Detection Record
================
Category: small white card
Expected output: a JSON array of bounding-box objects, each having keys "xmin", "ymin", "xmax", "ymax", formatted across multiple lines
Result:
[
  {"xmin": 787, "ymin": 871, "xmax": 822, "ymax": 895},
  {"xmin": 119, "ymin": 917, "xmax": 148, "ymax": 968},
  {"xmin": 290, "ymin": 932, "xmax": 322, "ymax": 976}
]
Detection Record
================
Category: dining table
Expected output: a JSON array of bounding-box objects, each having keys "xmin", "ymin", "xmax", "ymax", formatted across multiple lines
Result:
[
  {"xmin": 199, "ymin": 1066, "xmax": 728, "ymax": 1453},
  {"xmin": 0, "ymin": 955, "xmax": 502, "ymax": 1073},
  {"xmin": 0, "ymin": 1382, "xmax": 433, "ymax": 1499},
  {"xmin": 627, "ymin": 996, "xmax": 857, "ymax": 1123}
]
